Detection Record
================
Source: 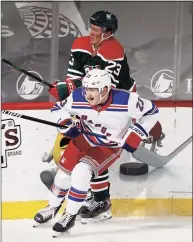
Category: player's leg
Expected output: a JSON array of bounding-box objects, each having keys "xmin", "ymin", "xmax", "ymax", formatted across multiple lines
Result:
[
  {"xmin": 80, "ymin": 81, "xmax": 137, "ymax": 220},
  {"xmin": 79, "ymin": 147, "xmax": 121, "ymax": 224},
  {"xmin": 33, "ymin": 140, "xmax": 81, "ymax": 227},
  {"xmin": 52, "ymin": 162, "xmax": 92, "ymax": 236},
  {"xmin": 40, "ymin": 133, "xmax": 95, "ymax": 210},
  {"xmin": 52, "ymin": 146, "xmax": 122, "ymax": 235},
  {"xmin": 33, "ymin": 168, "xmax": 69, "ymax": 227},
  {"xmin": 80, "ymin": 169, "xmax": 111, "ymax": 223},
  {"xmin": 91, "ymin": 170, "xmax": 110, "ymax": 202}
]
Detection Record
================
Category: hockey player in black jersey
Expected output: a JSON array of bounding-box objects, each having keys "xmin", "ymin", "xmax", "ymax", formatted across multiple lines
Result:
[
  {"xmin": 49, "ymin": 11, "xmax": 136, "ymax": 100},
  {"xmin": 42, "ymin": 10, "xmax": 136, "ymax": 224}
]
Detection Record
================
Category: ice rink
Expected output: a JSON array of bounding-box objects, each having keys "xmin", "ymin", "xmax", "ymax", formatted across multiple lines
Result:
[{"xmin": 2, "ymin": 216, "xmax": 192, "ymax": 242}]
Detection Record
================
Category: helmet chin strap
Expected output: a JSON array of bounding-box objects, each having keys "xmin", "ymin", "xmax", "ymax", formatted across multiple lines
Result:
[
  {"xmin": 101, "ymin": 32, "xmax": 114, "ymax": 41},
  {"xmin": 93, "ymin": 33, "xmax": 113, "ymax": 51},
  {"xmin": 97, "ymin": 87, "xmax": 110, "ymax": 105}
]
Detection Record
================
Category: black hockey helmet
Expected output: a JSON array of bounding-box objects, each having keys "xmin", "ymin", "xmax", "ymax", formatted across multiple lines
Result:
[{"xmin": 89, "ymin": 10, "xmax": 118, "ymax": 34}]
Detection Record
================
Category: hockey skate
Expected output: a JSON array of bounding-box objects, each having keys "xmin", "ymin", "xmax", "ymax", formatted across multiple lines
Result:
[
  {"xmin": 33, "ymin": 205, "xmax": 61, "ymax": 227},
  {"xmin": 52, "ymin": 212, "xmax": 76, "ymax": 238},
  {"xmin": 78, "ymin": 188, "xmax": 93, "ymax": 215},
  {"xmin": 80, "ymin": 197, "xmax": 112, "ymax": 224}
]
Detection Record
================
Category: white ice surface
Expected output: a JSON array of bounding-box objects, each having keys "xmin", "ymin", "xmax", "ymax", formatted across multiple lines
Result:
[{"xmin": 2, "ymin": 216, "xmax": 192, "ymax": 242}]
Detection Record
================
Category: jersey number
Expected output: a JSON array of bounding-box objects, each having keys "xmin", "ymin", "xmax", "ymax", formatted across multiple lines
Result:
[
  {"xmin": 105, "ymin": 61, "xmax": 122, "ymax": 76},
  {"xmin": 69, "ymin": 54, "xmax": 74, "ymax": 66},
  {"xmin": 136, "ymin": 97, "xmax": 144, "ymax": 112}
]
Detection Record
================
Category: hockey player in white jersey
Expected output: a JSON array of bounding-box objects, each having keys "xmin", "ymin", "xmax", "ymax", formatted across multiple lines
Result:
[{"xmin": 33, "ymin": 69, "xmax": 159, "ymax": 236}]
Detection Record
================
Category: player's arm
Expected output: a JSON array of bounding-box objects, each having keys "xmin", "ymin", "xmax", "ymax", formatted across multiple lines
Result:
[
  {"xmin": 50, "ymin": 93, "xmax": 80, "ymax": 139},
  {"xmin": 66, "ymin": 51, "xmax": 85, "ymax": 81},
  {"xmin": 122, "ymin": 92, "xmax": 159, "ymax": 152},
  {"xmin": 49, "ymin": 42, "xmax": 85, "ymax": 101}
]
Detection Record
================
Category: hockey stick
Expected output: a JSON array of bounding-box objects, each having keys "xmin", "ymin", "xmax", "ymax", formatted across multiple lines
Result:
[
  {"xmin": 81, "ymin": 117, "xmax": 192, "ymax": 167},
  {"xmin": 1, "ymin": 58, "xmax": 54, "ymax": 88},
  {"xmin": 3, "ymin": 109, "xmax": 187, "ymax": 168},
  {"xmin": 2, "ymin": 110, "xmax": 66, "ymax": 128},
  {"xmin": 1, "ymin": 110, "xmax": 121, "ymax": 146},
  {"xmin": 132, "ymin": 136, "xmax": 192, "ymax": 168}
]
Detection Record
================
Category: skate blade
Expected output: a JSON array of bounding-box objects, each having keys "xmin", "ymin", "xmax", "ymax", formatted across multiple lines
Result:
[
  {"xmin": 81, "ymin": 218, "xmax": 92, "ymax": 224},
  {"xmin": 33, "ymin": 222, "xmax": 41, "ymax": 228},
  {"xmin": 81, "ymin": 211, "xmax": 112, "ymax": 224},
  {"xmin": 33, "ymin": 219, "xmax": 53, "ymax": 228},
  {"xmin": 52, "ymin": 230, "xmax": 71, "ymax": 238}
]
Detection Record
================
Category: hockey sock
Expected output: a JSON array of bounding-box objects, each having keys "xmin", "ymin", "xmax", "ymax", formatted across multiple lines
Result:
[
  {"xmin": 49, "ymin": 169, "xmax": 71, "ymax": 207},
  {"xmin": 90, "ymin": 169, "xmax": 110, "ymax": 202},
  {"xmin": 49, "ymin": 183, "xmax": 68, "ymax": 207},
  {"xmin": 66, "ymin": 163, "xmax": 92, "ymax": 215}
]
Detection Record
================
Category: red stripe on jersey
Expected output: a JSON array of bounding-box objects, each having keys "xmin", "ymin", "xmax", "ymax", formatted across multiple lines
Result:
[
  {"xmin": 71, "ymin": 36, "xmax": 124, "ymax": 60},
  {"xmin": 71, "ymin": 36, "xmax": 93, "ymax": 54},
  {"xmin": 98, "ymin": 37, "xmax": 124, "ymax": 60},
  {"xmin": 109, "ymin": 105, "xmax": 128, "ymax": 108},
  {"xmin": 72, "ymin": 102, "xmax": 90, "ymax": 106}
]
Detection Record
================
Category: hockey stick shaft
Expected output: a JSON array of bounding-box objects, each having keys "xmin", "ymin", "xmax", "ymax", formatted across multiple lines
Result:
[
  {"xmin": 1, "ymin": 58, "xmax": 54, "ymax": 88},
  {"xmin": 4, "ymin": 109, "xmax": 175, "ymax": 164},
  {"xmin": 2, "ymin": 110, "xmax": 64, "ymax": 128},
  {"xmin": 4, "ymin": 109, "xmax": 189, "ymax": 167}
]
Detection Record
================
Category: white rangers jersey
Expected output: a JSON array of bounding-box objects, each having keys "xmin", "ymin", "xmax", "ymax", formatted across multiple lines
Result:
[{"xmin": 51, "ymin": 88, "xmax": 159, "ymax": 147}]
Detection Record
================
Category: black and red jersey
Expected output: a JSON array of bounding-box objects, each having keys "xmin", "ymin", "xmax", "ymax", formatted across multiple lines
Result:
[{"xmin": 66, "ymin": 36, "xmax": 135, "ymax": 91}]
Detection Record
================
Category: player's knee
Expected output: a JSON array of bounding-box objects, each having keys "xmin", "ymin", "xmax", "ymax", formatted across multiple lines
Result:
[
  {"xmin": 54, "ymin": 168, "xmax": 71, "ymax": 189},
  {"xmin": 71, "ymin": 162, "xmax": 92, "ymax": 189}
]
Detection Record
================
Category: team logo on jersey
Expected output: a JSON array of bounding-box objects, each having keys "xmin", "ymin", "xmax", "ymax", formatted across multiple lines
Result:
[
  {"xmin": 18, "ymin": 6, "xmax": 82, "ymax": 38},
  {"xmin": 150, "ymin": 69, "xmax": 174, "ymax": 98},
  {"xmin": 1, "ymin": 119, "xmax": 22, "ymax": 168},
  {"xmin": 16, "ymin": 71, "xmax": 44, "ymax": 100},
  {"xmin": 84, "ymin": 65, "xmax": 100, "ymax": 74}
]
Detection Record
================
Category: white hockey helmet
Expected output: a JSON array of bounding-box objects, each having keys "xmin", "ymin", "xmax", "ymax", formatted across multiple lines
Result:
[
  {"xmin": 82, "ymin": 69, "xmax": 112, "ymax": 93},
  {"xmin": 82, "ymin": 69, "xmax": 112, "ymax": 104}
]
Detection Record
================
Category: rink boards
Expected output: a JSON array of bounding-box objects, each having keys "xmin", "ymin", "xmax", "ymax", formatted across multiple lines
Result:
[{"xmin": 1, "ymin": 102, "xmax": 192, "ymax": 219}]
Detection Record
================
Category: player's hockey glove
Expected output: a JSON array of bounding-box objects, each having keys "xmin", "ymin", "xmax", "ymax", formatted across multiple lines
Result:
[
  {"xmin": 48, "ymin": 80, "xmax": 69, "ymax": 101},
  {"xmin": 48, "ymin": 78, "xmax": 82, "ymax": 101},
  {"xmin": 58, "ymin": 119, "xmax": 81, "ymax": 139},
  {"xmin": 122, "ymin": 123, "xmax": 148, "ymax": 153}
]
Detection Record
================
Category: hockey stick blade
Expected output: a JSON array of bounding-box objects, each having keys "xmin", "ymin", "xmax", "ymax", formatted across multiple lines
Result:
[
  {"xmin": 133, "ymin": 136, "xmax": 192, "ymax": 168},
  {"xmin": 1, "ymin": 58, "xmax": 54, "ymax": 88}
]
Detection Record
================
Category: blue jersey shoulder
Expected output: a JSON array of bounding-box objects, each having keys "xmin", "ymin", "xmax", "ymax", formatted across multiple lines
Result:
[
  {"xmin": 111, "ymin": 89, "xmax": 130, "ymax": 105},
  {"xmin": 72, "ymin": 87, "xmax": 87, "ymax": 102}
]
